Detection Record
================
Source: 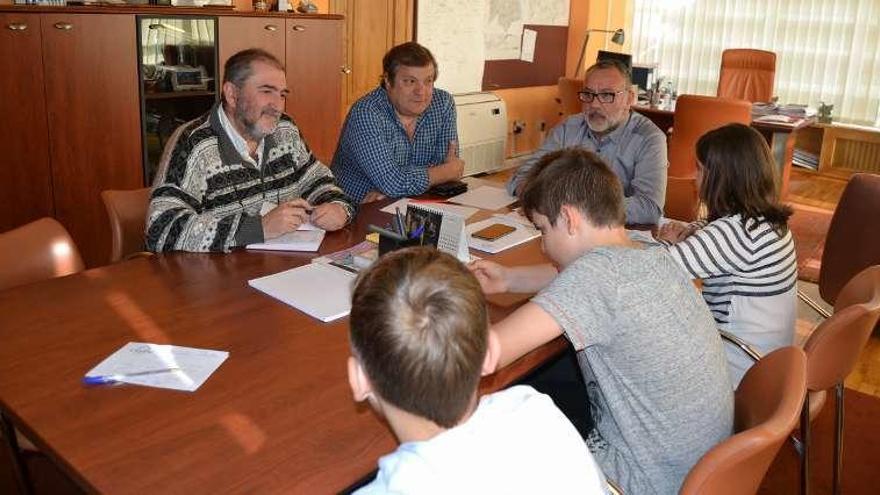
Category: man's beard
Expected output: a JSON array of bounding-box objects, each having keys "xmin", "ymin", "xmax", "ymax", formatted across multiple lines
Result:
[
  {"xmin": 236, "ymin": 104, "xmax": 280, "ymax": 141},
  {"xmin": 586, "ymin": 110, "xmax": 620, "ymax": 134}
]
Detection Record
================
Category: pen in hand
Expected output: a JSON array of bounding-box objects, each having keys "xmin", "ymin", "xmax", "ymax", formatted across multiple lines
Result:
[{"xmin": 83, "ymin": 367, "xmax": 182, "ymax": 385}]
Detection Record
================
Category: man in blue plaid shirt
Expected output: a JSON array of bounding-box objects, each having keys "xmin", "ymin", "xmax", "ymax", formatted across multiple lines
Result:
[{"xmin": 331, "ymin": 42, "xmax": 464, "ymax": 203}]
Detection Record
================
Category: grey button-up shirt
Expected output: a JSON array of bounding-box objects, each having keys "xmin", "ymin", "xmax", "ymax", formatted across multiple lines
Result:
[{"xmin": 507, "ymin": 112, "xmax": 668, "ymax": 224}]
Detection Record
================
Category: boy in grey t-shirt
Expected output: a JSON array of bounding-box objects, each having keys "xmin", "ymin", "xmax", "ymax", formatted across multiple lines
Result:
[{"xmin": 470, "ymin": 148, "xmax": 733, "ymax": 495}]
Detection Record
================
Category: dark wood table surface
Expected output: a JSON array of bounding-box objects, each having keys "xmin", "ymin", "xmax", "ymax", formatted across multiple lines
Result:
[
  {"xmin": 0, "ymin": 200, "xmax": 565, "ymax": 494},
  {"xmin": 632, "ymin": 103, "xmax": 817, "ymax": 197}
]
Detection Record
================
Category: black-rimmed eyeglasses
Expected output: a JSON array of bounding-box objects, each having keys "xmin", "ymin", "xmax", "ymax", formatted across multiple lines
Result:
[{"xmin": 577, "ymin": 90, "xmax": 625, "ymax": 104}]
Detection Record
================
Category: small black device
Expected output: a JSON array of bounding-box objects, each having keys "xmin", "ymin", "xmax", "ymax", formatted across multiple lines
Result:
[{"xmin": 427, "ymin": 180, "xmax": 468, "ymax": 197}]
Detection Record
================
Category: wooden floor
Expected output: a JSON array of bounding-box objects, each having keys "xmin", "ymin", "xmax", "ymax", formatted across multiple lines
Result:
[
  {"xmin": 786, "ymin": 169, "xmax": 880, "ymax": 398},
  {"xmin": 787, "ymin": 168, "xmax": 848, "ymax": 210}
]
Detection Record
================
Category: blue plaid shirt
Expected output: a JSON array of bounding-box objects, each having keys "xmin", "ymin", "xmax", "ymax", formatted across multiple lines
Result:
[{"xmin": 331, "ymin": 86, "xmax": 458, "ymax": 202}]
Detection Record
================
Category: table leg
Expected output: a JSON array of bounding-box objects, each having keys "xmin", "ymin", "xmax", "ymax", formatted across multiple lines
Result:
[
  {"xmin": 0, "ymin": 410, "xmax": 33, "ymax": 495},
  {"xmin": 768, "ymin": 130, "xmax": 797, "ymax": 199}
]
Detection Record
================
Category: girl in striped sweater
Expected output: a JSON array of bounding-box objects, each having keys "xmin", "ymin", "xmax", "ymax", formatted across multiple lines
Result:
[{"xmin": 657, "ymin": 123, "xmax": 798, "ymax": 386}]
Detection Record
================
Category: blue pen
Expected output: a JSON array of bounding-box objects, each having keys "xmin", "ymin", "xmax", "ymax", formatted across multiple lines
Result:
[
  {"xmin": 410, "ymin": 223, "xmax": 425, "ymax": 240},
  {"xmin": 83, "ymin": 367, "xmax": 181, "ymax": 385}
]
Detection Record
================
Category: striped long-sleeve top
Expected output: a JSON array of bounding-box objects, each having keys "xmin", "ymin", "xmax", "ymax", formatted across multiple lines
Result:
[
  {"xmin": 146, "ymin": 105, "xmax": 356, "ymax": 253},
  {"xmin": 661, "ymin": 214, "xmax": 798, "ymax": 384}
]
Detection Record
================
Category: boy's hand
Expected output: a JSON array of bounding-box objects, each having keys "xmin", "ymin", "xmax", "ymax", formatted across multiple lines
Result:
[
  {"xmin": 262, "ymin": 199, "xmax": 312, "ymax": 239},
  {"xmin": 656, "ymin": 220, "xmax": 697, "ymax": 244},
  {"xmin": 468, "ymin": 259, "xmax": 509, "ymax": 294},
  {"xmin": 310, "ymin": 202, "xmax": 349, "ymax": 231}
]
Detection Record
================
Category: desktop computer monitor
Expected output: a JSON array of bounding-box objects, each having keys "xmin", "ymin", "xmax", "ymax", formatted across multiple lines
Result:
[
  {"xmin": 596, "ymin": 50, "xmax": 632, "ymax": 72},
  {"xmin": 631, "ymin": 65, "xmax": 655, "ymax": 92}
]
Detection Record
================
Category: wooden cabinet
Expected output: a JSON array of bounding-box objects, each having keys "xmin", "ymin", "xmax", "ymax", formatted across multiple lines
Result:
[
  {"xmin": 41, "ymin": 14, "xmax": 143, "ymax": 267},
  {"xmin": 218, "ymin": 16, "xmax": 286, "ymax": 85},
  {"xmin": 0, "ymin": 8, "xmax": 343, "ymax": 267},
  {"xmin": 217, "ymin": 16, "xmax": 343, "ymax": 165},
  {"xmin": 0, "ymin": 14, "xmax": 53, "ymax": 233},
  {"xmin": 285, "ymin": 18, "xmax": 342, "ymax": 164},
  {"xmin": 331, "ymin": 0, "xmax": 413, "ymax": 112}
]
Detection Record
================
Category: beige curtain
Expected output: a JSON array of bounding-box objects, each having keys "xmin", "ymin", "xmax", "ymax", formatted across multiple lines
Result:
[{"xmin": 631, "ymin": 0, "xmax": 880, "ymax": 127}]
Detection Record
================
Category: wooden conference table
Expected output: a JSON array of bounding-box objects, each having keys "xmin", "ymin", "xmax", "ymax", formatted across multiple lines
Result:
[
  {"xmin": 0, "ymin": 200, "xmax": 565, "ymax": 494},
  {"xmin": 632, "ymin": 103, "xmax": 816, "ymax": 197}
]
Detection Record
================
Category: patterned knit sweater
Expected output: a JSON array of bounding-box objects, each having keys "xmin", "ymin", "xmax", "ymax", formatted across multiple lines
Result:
[{"xmin": 146, "ymin": 105, "xmax": 355, "ymax": 253}]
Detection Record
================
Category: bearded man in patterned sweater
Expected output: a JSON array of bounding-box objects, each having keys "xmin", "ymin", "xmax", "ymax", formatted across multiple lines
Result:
[{"xmin": 146, "ymin": 48, "xmax": 355, "ymax": 253}]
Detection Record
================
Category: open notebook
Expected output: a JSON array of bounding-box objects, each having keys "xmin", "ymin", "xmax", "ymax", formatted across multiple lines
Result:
[
  {"xmin": 246, "ymin": 223, "xmax": 325, "ymax": 252},
  {"xmin": 248, "ymin": 263, "xmax": 356, "ymax": 322}
]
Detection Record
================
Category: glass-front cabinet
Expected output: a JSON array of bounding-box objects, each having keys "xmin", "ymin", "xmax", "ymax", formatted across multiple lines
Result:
[{"xmin": 137, "ymin": 16, "xmax": 218, "ymax": 185}]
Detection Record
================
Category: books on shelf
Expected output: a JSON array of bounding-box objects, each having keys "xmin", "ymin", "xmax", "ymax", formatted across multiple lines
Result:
[{"xmin": 793, "ymin": 148, "xmax": 820, "ymax": 170}]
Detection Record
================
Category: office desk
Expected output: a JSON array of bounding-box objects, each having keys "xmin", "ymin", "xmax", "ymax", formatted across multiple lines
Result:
[
  {"xmin": 0, "ymin": 202, "xmax": 564, "ymax": 494},
  {"xmin": 632, "ymin": 103, "xmax": 816, "ymax": 197}
]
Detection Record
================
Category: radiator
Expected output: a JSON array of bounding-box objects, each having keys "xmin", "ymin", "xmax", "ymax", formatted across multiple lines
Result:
[
  {"xmin": 833, "ymin": 138, "xmax": 880, "ymax": 173},
  {"xmin": 453, "ymin": 92, "xmax": 508, "ymax": 176}
]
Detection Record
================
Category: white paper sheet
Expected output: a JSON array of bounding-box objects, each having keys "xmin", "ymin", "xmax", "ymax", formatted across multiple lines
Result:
[
  {"xmin": 448, "ymin": 186, "xmax": 517, "ymax": 211},
  {"xmin": 85, "ymin": 343, "xmax": 229, "ymax": 392},
  {"xmin": 249, "ymin": 263, "xmax": 356, "ymax": 322},
  {"xmin": 246, "ymin": 229, "xmax": 326, "ymax": 252},
  {"xmin": 520, "ymin": 28, "xmax": 537, "ymax": 62},
  {"xmin": 380, "ymin": 198, "xmax": 479, "ymax": 219},
  {"xmin": 466, "ymin": 216, "xmax": 540, "ymax": 254}
]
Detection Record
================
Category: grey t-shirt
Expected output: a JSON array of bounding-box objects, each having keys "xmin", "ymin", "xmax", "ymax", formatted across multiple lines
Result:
[{"xmin": 533, "ymin": 245, "xmax": 733, "ymax": 495}]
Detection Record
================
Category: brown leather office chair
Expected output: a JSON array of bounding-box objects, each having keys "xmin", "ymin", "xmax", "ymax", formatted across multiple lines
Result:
[
  {"xmin": 799, "ymin": 173, "xmax": 880, "ymax": 319},
  {"xmin": 721, "ymin": 265, "xmax": 880, "ymax": 495},
  {"xmin": 0, "ymin": 217, "xmax": 85, "ymax": 461},
  {"xmin": 679, "ymin": 346, "xmax": 807, "ymax": 495},
  {"xmin": 101, "ymin": 187, "xmax": 153, "ymax": 264},
  {"xmin": 717, "ymin": 49, "xmax": 776, "ymax": 103},
  {"xmin": 798, "ymin": 265, "xmax": 880, "ymax": 495},
  {"xmin": 664, "ymin": 95, "xmax": 752, "ymax": 221},
  {"xmin": 0, "ymin": 217, "xmax": 85, "ymax": 292},
  {"xmin": 557, "ymin": 76, "xmax": 584, "ymax": 117}
]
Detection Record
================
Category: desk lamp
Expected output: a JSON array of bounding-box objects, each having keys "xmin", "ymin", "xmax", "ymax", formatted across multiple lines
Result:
[{"xmin": 574, "ymin": 28, "xmax": 625, "ymax": 78}]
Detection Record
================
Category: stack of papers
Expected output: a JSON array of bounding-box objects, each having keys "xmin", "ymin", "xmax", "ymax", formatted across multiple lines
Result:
[
  {"xmin": 84, "ymin": 343, "xmax": 229, "ymax": 392},
  {"xmin": 448, "ymin": 186, "xmax": 517, "ymax": 211},
  {"xmin": 249, "ymin": 263, "xmax": 356, "ymax": 322}
]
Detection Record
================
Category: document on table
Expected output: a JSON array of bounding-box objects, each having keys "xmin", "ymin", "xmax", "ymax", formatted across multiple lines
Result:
[
  {"xmin": 466, "ymin": 216, "xmax": 540, "ymax": 254},
  {"xmin": 247, "ymin": 223, "xmax": 325, "ymax": 252},
  {"xmin": 448, "ymin": 186, "xmax": 517, "ymax": 211},
  {"xmin": 380, "ymin": 198, "xmax": 479, "ymax": 219},
  {"xmin": 84, "ymin": 343, "xmax": 229, "ymax": 392},
  {"xmin": 248, "ymin": 262, "xmax": 356, "ymax": 322}
]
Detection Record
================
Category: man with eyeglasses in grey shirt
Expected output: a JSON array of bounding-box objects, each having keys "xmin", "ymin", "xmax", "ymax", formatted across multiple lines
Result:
[{"xmin": 507, "ymin": 59, "xmax": 668, "ymax": 225}]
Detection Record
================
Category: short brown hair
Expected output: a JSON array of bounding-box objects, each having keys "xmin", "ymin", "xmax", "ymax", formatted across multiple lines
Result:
[
  {"xmin": 521, "ymin": 148, "xmax": 625, "ymax": 228},
  {"xmin": 222, "ymin": 48, "xmax": 285, "ymax": 104},
  {"xmin": 349, "ymin": 247, "xmax": 488, "ymax": 428},
  {"xmin": 585, "ymin": 59, "xmax": 632, "ymax": 87},
  {"xmin": 696, "ymin": 123, "xmax": 792, "ymax": 232},
  {"xmin": 382, "ymin": 42, "xmax": 438, "ymax": 89}
]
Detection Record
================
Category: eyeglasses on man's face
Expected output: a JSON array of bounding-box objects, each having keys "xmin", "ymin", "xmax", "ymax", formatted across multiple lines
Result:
[{"xmin": 578, "ymin": 89, "xmax": 625, "ymax": 104}]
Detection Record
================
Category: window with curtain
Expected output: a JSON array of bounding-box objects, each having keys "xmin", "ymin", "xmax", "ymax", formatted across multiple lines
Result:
[{"xmin": 631, "ymin": 0, "xmax": 880, "ymax": 127}]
